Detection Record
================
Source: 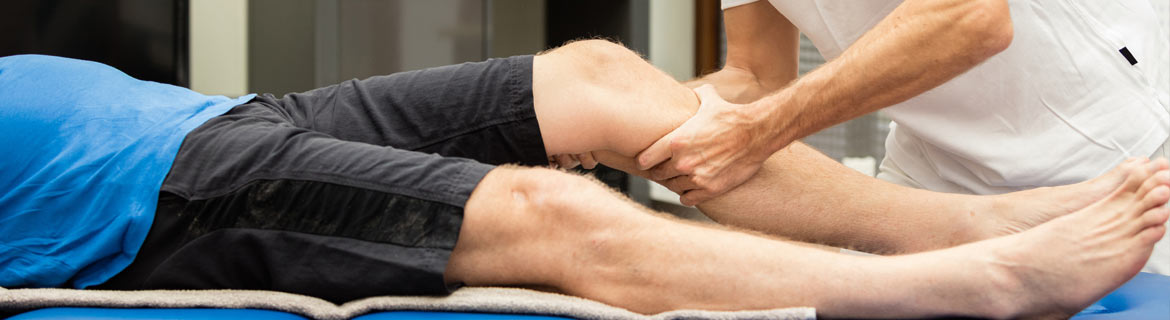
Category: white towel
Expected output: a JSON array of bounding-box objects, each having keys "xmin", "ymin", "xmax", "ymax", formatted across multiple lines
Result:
[{"xmin": 0, "ymin": 286, "xmax": 815, "ymax": 320}]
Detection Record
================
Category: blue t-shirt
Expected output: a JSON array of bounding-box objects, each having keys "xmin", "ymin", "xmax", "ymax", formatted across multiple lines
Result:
[{"xmin": 0, "ymin": 55, "xmax": 255, "ymax": 288}]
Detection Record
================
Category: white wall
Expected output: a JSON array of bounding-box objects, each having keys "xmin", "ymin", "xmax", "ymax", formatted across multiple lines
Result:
[
  {"xmin": 648, "ymin": 0, "xmax": 695, "ymax": 81},
  {"xmin": 190, "ymin": 0, "xmax": 249, "ymax": 97}
]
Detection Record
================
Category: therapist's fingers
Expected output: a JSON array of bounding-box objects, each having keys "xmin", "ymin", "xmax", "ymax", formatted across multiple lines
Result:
[
  {"xmin": 680, "ymin": 189, "xmax": 716, "ymax": 207},
  {"xmin": 564, "ymin": 154, "xmax": 581, "ymax": 168},
  {"xmin": 551, "ymin": 154, "xmax": 579, "ymax": 169},
  {"xmin": 637, "ymin": 133, "xmax": 675, "ymax": 171},
  {"xmin": 577, "ymin": 152, "xmax": 598, "ymax": 170},
  {"xmin": 649, "ymin": 157, "xmax": 686, "ymax": 181},
  {"xmin": 659, "ymin": 176, "xmax": 699, "ymax": 194}
]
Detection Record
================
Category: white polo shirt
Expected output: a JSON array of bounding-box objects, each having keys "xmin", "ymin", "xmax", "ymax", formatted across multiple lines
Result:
[{"xmin": 723, "ymin": 0, "xmax": 1170, "ymax": 195}]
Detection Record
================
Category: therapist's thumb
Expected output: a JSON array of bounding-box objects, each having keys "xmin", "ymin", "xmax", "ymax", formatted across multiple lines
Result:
[{"xmin": 692, "ymin": 84, "xmax": 724, "ymax": 107}]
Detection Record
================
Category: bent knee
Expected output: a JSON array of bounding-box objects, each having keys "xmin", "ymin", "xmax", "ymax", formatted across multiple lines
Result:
[
  {"xmin": 547, "ymin": 39, "xmax": 640, "ymax": 60},
  {"xmin": 544, "ymin": 39, "xmax": 646, "ymax": 74}
]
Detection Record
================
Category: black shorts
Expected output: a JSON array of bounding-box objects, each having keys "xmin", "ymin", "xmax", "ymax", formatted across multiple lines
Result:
[{"xmin": 95, "ymin": 55, "xmax": 547, "ymax": 303}]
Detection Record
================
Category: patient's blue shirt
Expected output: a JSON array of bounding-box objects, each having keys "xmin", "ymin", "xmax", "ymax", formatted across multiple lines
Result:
[{"xmin": 0, "ymin": 55, "xmax": 255, "ymax": 288}]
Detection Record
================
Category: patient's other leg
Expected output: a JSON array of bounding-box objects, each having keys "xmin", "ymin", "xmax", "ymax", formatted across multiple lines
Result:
[
  {"xmin": 693, "ymin": 146, "xmax": 1145, "ymax": 253},
  {"xmin": 529, "ymin": 39, "xmax": 1135, "ymax": 253},
  {"xmin": 443, "ymin": 161, "xmax": 1167, "ymax": 318}
]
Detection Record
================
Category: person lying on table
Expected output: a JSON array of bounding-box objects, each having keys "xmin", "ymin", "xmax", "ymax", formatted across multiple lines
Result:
[{"xmin": 1, "ymin": 41, "xmax": 1166, "ymax": 319}]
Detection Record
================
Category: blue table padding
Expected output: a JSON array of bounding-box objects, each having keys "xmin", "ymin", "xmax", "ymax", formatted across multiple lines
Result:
[
  {"xmin": 10, "ymin": 273, "xmax": 1168, "ymax": 319},
  {"xmin": 1071, "ymin": 272, "xmax": 1169, "ymax": 319}
]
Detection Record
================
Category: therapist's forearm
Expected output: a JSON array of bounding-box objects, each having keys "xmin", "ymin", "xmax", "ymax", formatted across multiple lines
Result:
[
  {"xmin": 683, "ymin": 67, "xmax": 780, "ymax": 104},
  {"xmin": 749, "ymin": 0, "xmax": 1013, "ymax": 151},
  {"xmin": 687, "ymin": 1, "xmax": 801, "ymax": 104}
]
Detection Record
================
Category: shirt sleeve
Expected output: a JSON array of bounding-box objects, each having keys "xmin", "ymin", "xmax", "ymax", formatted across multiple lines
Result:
[{"xmin": 721, "ymin": 0, "xmax": 760, "ymax": 10}]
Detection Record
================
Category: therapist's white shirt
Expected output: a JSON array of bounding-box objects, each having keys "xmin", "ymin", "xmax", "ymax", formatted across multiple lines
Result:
[{"xmin": 722, "ymin": 0, "xmax": 1170, "ymax": 273}]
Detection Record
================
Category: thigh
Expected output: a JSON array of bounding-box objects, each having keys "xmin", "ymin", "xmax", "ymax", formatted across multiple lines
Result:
[
  {"xmin": 161, "ymin": 102, "xmax": 493, "ymax": 206},
  {"xmin": 101, "ymin": 104, "xmax": 496, "ymax": 301},
  {"xmin": 258, "ymin": 55, "xmax": 546, "ymax": 166}
]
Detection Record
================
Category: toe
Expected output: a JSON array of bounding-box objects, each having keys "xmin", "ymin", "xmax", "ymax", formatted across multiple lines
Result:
[
  {"xmin": 1138, "ymin": 224, "xmax": 1166, "ymax": 245},
  {"xmin": 1090, "ymin": 160, "xmax": 1137, "ymax": 189},
  {"xmin": 1143, "ymin": 206, "xmax": 1170, "ymax": 227},
  {"xmin": 1140, "ymin": 185, "xmax": 1170, "ymax": 211},
  {"xmin": 1115, "ymin": 161, "xmax": 1151, "ymax": 196},
  {"xmin": 1137, "ymin": 170, "xmax": 1170, "ymax": 199},
  {"xmin": 1154, "ymin": 158, "xmax": 1170, "ymax": 171}
]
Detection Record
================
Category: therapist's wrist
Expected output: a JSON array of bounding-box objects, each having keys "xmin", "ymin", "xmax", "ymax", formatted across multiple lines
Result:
[{"xmin": 745, "ymin": 92, "xmax": 800, "ymax": 156}]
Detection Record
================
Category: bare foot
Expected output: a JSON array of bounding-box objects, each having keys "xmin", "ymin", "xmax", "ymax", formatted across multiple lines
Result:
[
  {"xmin": 974, "ymin": 159, "xmax": 1170, "ymax": 318},
  {"xmin": 974, "ymin": 158, "xmax": 1168, "ymax": 239}
]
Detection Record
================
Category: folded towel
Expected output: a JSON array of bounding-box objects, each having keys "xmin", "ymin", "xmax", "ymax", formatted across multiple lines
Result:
[{"xmin": 0, "ymin": 286, "xmax": 815, "ymax": 320}]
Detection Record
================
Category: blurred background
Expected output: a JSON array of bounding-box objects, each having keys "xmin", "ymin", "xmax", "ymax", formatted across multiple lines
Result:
[{"xmin": 0, "ymin": 0, "xmax": 894, "ymax": 219}]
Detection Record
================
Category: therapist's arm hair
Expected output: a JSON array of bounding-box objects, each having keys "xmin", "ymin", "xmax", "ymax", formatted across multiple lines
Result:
[
  {"xmin": 748, "ymin": 0, "xmax": 1013, "ymax": 151},
  {"xmin": 687, "ymin": 1, "xmax": 799, "ymax": 104}
]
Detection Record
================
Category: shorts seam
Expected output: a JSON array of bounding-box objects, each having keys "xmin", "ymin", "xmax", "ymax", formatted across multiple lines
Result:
[
  {"xmin": 444, "ymin": 162, "xmax": 492, "ymax": 201},
  {"xmin": 397, "ymin": 115, "xmax": 536, "ymax": 151},
  {"xmin": 507, "ymin": 56, "xmax": 533, "ymax": 120},
  {"xmin": 174, "ymin": 228, "xmax": 459, "ymax": 253},
  {"xmin": 183, "ymin": 171, "xmax": 468, "ymax": 208}
]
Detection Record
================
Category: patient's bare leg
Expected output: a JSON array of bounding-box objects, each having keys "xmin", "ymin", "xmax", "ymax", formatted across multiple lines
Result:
[
  {"xmin": 531, "ymin": 40, "xmax": 696, "ymax": 157},
  {"xmin": 443, "ymin": 162, "xmax": 1167, "ymax": 318},
  {"xmin": 529, "ymin": 39, "xmax": 1137, "ymax": 253},
  {"xmin": 693, "ymin": 146, "xmax": 1146, "ymax": 253}
]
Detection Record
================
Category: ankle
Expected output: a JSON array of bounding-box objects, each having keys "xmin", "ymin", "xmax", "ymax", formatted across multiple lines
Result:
[
  {"xmin": 979, "ymin": 191, "xmax": 1051, "ymax": 238},
  {"xmin": 939, "ymin": 194, "xmax": 1003, "ymax": 245},
  {"xmin": 973, "ymin": 194, "xmax": 1013, "ymax": 239},
  {"xmin": 972, "ymin": 240, "xmax": 1043, "ymax": 319}
]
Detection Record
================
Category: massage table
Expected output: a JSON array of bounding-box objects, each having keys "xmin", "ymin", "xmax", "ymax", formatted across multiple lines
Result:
[{"xmin": 4, "ymin": 272, "xmax": 1167, "ymax": 319}]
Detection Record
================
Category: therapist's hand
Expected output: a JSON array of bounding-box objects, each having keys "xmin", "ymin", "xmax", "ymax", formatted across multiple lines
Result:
[
  {"xmin": 636, "ymin": 84, "xmax": 779, "ymax": 206},
  {"xmin": 549, "ymin": 152, "xmax": 598, "ymax": 170}
]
